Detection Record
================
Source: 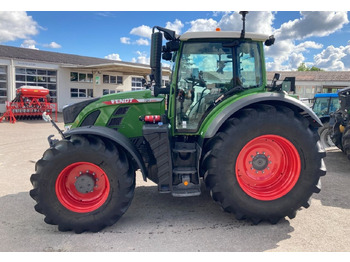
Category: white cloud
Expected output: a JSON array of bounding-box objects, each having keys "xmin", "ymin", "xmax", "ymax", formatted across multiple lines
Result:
[
  {"xmin": 187, "ymin": 18, "xmax": 218, "ymax": 32},
  {"xmin": 124, "ymin": 11, "xmax": 349, "ymax": 71},
  {"xmin": 294, "ymin": 41, "xmax": 323, "ymax": 52},
  {"xmin": 266, "ymin": 11, "xmax": 348, "ymax": 70},
  {"xmin": 20, "ymin": 39, "xmax": 38, "ymax": 50},
  {"xmin": 43, "ymin": 41, "xmax": 61, "ymax": 49},
  {"xmin": 275, "ymin": 11, "xmax": 349, "ymax": 41},
  {"xmin": 165, "ymin": 19, "xmax": 184, "ymax": 35},
  {"xmin": 105, "ymin": 53, "xmax": 122, "ymax": 61},
  {"xmin": 0, "ymin": 11, "xmax": 40, "ymax": 43},
  {"xmin": 131, "ymin": 51, "xmax": 149, "ymax": 64},
  {"xmin": 186, "ymin": 11, "xmax": 275, "ymax": 34},
  {"xmin": 266, "ymin": 40, "xmax": 325, "ymax": 70},
  {"xmin": 218, "ymin": 11, "xmax": 275, "ymax": 35},
  {"xmin": 130, "ymin": 25, "xmax": 152, "ymax": 38},
  {"xmin": 120, "ymin": 37, "xmax": 131, "ymax": 44},
  {"xmin": 135, "ymin": 38, "xmax": 149, "ymax": 46},
  {"xmin": 313, "ymin": 44, "xmax": 350, "ymax": 70},
  {"xmin": 288, "ymin": 53, "xmax": 305, "ymax": 70}
]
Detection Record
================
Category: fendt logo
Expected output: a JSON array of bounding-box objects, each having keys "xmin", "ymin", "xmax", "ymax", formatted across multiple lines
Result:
[
  {"xmin": 103, "ymin": 98, "xmax": 137, "ymax": 105},
  {"xmin": 103, "ymin": 98, "xmax": 163, "ymax": 105}
]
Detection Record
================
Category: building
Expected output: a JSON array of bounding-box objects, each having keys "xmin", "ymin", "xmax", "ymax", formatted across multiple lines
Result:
[
  {"xmin": 0, "ymin": 45, "xmax": 170, "ymax": 112},
  {"xmin": 267, "ymin": 71, "xmax": 350, "ymax": 100}
]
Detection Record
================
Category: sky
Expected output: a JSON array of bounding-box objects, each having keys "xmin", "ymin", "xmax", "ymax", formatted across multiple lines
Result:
[{"xmin": 1, "ymin": 3, "xmax": 350, "ymax": 71}]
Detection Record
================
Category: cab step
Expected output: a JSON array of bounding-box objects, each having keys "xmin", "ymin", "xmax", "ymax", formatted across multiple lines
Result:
[{"xmin": 171, "ymin": 174, "xmax": 201, "ymax": 197}]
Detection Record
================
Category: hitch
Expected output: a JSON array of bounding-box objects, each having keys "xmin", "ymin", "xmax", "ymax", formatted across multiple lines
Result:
[{"xmin": 42, "ymin": 112, "xmax": 66, "ymax": 142}]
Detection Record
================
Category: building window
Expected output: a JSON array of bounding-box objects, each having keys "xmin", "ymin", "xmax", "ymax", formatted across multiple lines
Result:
[
  {"xmin": 117, "ymin": 76, "xmax": 123, "ymax": 84},
  {"xmin": 162, "ymin": 79, "xmax": 170, "ymax": 87},
  {"xmin": 103, "ymin": 89, "xmax": 116, "ymax": 95},
  {"xmin": 15, "ymin": 67, "xmax": 57, "ymax": 103},
  {"xmin": 70, "ymin": 72, "xmax": 78, "ymax": 81},
  {"xmin": 131, "ymin": 77, "xmax": 145, "ymax": 91},
  {"xmin": 70, "ymin": 88, "xmax": 93, "ymax": 98},
  {"xmin": 103, "ymin": 75, "xmax": 109, "ymax": 83},
  {"xmin": 70, "ymin": 72, "xmax": 93, "ymax": 83},
  {"xmin": 0, "ymin": 65, "xmax": 7, "ymax": 104},
  {"xmin": 103, "ymin": 74, "xmax": 121, "ymax": 84}
]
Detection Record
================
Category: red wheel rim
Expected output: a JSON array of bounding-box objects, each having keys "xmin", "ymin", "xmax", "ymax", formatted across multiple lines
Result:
[
  {"xmin": 235, "ymin": 135, "xmax": 301, "ymax": 201},
  {"xmin": 55, "ymin": 162, "xmax": 110, "ymax": 213}
]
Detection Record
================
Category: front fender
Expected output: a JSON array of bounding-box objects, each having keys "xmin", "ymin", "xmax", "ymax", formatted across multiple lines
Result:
[
  {"xmin": 64, "ymin": 126, "xmax": 147, "ymax": 181},
  {"xmin": 204, "ymin": 92, "xmax": 323, "ymax": 139}
]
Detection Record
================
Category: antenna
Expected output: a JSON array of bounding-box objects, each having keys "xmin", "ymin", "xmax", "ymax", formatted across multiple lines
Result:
[{"xmin": 239, "ymin": 11, "xmax": 249, "ymax": 38}]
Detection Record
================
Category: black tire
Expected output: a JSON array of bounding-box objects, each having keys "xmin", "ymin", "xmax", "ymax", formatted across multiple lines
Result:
[
  {"xmin": 342, "ymin": 122, "xmax": 350, "ymax": 160},
  {"xmin": 30, "ymin": 135, "xmax": 135, "ymax": 233},
  {"xmin": 331, "ymin": 121, "xmax": 344, "ymax": 151},
  {"xmin": 202, "ymin": 104, "xmax": 326, "ymax": 224},
  {"xmin": 318, "ymin": 121, "xmax": 335, "ymax": 149}
]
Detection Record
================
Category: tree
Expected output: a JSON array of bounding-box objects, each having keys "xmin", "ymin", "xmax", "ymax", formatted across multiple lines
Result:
[{"xmin": 297, "ymin": 63, "xmax": 323, "ymax": 71}]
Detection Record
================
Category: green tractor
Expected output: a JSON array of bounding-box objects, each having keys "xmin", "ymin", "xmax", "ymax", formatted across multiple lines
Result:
[
  {"xmin": 30, "ymin": 12, "xmax": 326, "ymax": 233},
  {"xmin": 329, "ymin": 86, "xmax": 350, "ymax": 159}
]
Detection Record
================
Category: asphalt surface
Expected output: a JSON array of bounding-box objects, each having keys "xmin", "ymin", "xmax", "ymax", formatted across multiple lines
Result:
[{"xmin": 0, "ymin": 115, "xmax": 349, "ymax": 252}]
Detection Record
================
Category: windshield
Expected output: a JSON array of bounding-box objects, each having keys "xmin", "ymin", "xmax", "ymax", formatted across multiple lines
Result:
[
  {"xmin": 313, "ymin": 97, "xmax": 330, "ymax": 117},
  {"xmin": 175, "ymin": 41, "xmax": 263, "ymax": 131}
]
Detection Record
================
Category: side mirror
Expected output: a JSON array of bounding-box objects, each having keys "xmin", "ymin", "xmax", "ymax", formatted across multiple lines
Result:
[
  {"xmin": 273, "ymin": 73, "xmax": 280, "ymax": 81},
  {"xmin": 154, "ymin": 26, "xmax": 176, "ymax": 41},
  {"xmin": 150, "ymin": 32, "xmax": 163, "ymax": 96},
  {"xmin": 162, "ymin": 52, "xmax": 172, "ymax": 61},
  {"xmin": 150, "ymin": 32, "xmax": 162, "ymax": 69},
  {"xmin": 265, "ymin": 35, "xmax": 275, "ymax": 46},
  {"xmin": 270, "ymin": 73, "xmax": 280, "ymax": 90}
]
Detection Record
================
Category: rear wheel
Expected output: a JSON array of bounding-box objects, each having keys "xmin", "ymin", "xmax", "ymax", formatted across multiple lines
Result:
[
  {"xmin": 202, "ymin": 104, "xmax": 326, "ymax": 224},
  {"xmin": 30, "ymin": 135, "xmax": 135, "ymax": 233}
]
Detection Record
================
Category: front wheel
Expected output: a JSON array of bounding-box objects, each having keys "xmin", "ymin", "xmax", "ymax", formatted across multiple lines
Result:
[
  {"xmin": 30, "ymin": 135, "xmax": 135, "ymax": 233},
  {"xmin": 202, "ymin": 104, "xmax": 326, "ymax": 224}
]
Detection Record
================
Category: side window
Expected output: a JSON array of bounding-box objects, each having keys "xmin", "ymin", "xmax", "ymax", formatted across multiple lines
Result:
[
  {"xmin": 238, "ymin": 43, "xmax": 262, "ymax": 88},
  {"xmin": 329, "ymin": 97, "xmax": 340, "ymax": 113}
]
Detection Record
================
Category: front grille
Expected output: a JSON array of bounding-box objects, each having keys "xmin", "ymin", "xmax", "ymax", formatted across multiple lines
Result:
[
  {"xmin": 80, "ymin": 110, "xmax": 100, "ymax": 126},
  {"xmin": 113, "ymin": 106, "xmax": 129, "ymax": 115},
  {"xmin": 108, "ymin": 117, "xmax": 123, "ymax": 126},
  {"xmin": 63, "ymin": 98, "xmax": 98, "ymax": 124}
]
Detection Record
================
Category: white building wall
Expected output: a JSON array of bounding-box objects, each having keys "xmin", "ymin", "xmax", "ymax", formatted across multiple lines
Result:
[
  {"xmin": 1, "ymin": 58, "xmax": 170, "ymax": 113},
  {"xmin": 0, "ymin": 58, "xmax": 60, "ymax": 113},
  {"xmin": 0, "ymin": 58, "xmax": 11, "ymax": 113}
]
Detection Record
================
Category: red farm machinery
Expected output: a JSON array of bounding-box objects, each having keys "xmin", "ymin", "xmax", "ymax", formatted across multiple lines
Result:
[{"xmin": 0, "ymin": 86, "xmax": 57, "ymax": 123}]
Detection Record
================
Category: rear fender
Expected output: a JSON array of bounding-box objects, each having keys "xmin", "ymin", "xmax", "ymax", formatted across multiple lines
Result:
[
  {"xmin": 64, "ymin": 126, "xmax": 147, "ymax": 181},
  {"xmin": 204, "ymin": 92, "xmax": 323, "ymax": 139}
]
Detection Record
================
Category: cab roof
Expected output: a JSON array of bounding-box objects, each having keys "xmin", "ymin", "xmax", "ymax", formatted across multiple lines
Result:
[{"xmin": 179, "ymin": 31, "xmax": 270, "ymax": 42}]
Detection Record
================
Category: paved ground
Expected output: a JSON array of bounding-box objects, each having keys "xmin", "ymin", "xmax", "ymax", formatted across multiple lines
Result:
[{"xmin": 0, "ymin": 115, "xmax": 349, "ymax": 252}]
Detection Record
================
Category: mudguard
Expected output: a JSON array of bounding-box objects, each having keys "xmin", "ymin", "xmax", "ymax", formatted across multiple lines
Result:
[
  {"xmin": 64, "ymin": 125, "xmax": 148, "ymax": 181},
  {"xmin": 204, "ymin": 92, "xmax": 323, "ymax": 139}
]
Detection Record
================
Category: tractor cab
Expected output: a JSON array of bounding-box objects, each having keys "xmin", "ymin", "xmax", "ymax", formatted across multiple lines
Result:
[{"xmin": 150, "ymin": 27, "xmax": 271, "ymax": 132}]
